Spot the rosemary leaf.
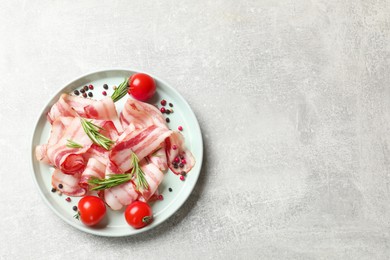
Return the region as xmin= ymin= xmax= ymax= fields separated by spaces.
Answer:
xmin=88 ymin=174 xmax=132 ymax=191
xmin=131 ymin=153 xmax=149 ymax=191
xmin=66 ymin=139 xmax=83 ymax=149
xmin=111 ymin=78 xmax=129 ymax=103
xmin=87 ymin=153 xmax=149 ymax=191
xmin=80 ymin=118 xmax=114 ymax=150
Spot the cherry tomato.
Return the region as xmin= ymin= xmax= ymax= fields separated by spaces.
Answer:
xmin=124 ymin=201 xmax=153 ymax=229
xmin=77 ymin=196 xmax=106 ymax=226
xmin=128 ymin=73 xmax=156 ymax=101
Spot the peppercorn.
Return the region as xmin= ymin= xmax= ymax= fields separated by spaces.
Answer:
xmin=168 ymin=188 xmax=172 ymax=192
xmin=80 ymin=89 xmax=85 ymax=94
xmin=58 ymin=184 xmax=63 ymax=189
xmin=82 ymin=93 xmax=87 ymax=98
xmin=166 ymin=118 xmax=170 ymax=123
xmin=72 ymin=206 xmax=78 ymax=211
xmin=74 ymin=90 xmax=80 ymax=96
xmin=83 ymin=85 xmax=89 ymax=91
xmin=103 ymin=84 xmax=108 ymax=89
xmin=169 ymin=103 xmax=173 ymax=107
xmin=166 ymin=110 xmax=171 ymax=115
xmin=51 ymin=187 xmax=56 ymax=193
xmin=88 ymin=92 xmax=93 ymax=97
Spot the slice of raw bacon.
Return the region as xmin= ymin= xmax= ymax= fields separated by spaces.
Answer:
xmin=79 ymin=158 xmax=106 ymax=188
xmin=146 ymin=144 xmax=168 ymax=171
xmin=48 ymin=94 xmax=123 ymax=133
xmin=137 ymin=160 xmax=164 ymax=201
xmin=109 ymin=125 xmax=172 ymax=173
xmin=46 ymin=117 xmax=118 ymax=175
xmin=52 ymin=169 xmax=86 ymax=196
xmin=165 ymin=131 xmax=195 ymax=175
xmin=84 ymin=97 xmax=123 ymax=133
xmin=103 ymin=181 xmax=139 ymax=210
xmin=120 ymin=99 xmax=167 ymax=130
xmin=47 ymin=94 xmax=94 ymax=124
xmin=36 ymin=117 xmax=74 ymax=165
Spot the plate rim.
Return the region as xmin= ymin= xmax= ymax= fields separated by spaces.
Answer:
xmin=30 ymin=68 xmax=203 ymax=237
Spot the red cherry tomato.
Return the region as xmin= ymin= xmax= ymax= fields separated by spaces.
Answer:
xmin=77 ymin=196 xmax=106 ymax=226
xmin=128 ymin=73 xmax=156 ymax=101
xmin=124 ymin=201 xmax=153 ymax=229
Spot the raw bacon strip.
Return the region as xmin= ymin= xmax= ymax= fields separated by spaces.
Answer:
xmin=84 ymin=97 xmax=123 ymax=133
xmin=48 ymin=94 xmax=122 ymax=133
xmin=52 ymin=169 xmax=86 ymax=196
xmin=120 ymin=99 xmax=167 ymax=130
xmin=49 ymin=117 xmax=74 ymax=145
xmin=46 ymin=118 xmax=118 ymax=175
xmin=84 ymin=144 xmax=109 ymax=166
xmin=165 ymin=131 xmax=195 ymax=175
xmin=109 ymin=125 xmax=173 ymax=173
xmin=47 ymin=94 xmax=94 ymax=124
xmin=46 ymin=117 xmax=92 ymax=174
xmin=147 ymin=144 xmax=168 ymax=171
xmin=138 ymin=160 xmax=164 ymax=201
xmin=79 ymin=158 xmax=106 ymax=188
xmin=103 ymin=182 xmax=138 ymax=210
xmin=36 ymin=117 xmax=75 ymax=164
xmin=35 ymin=144 xmax=50 ymax=164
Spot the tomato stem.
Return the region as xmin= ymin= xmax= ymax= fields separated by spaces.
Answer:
xmin=142 ymin=215 xmax=153 ymax=224
xmin=73 ymin=211 xmax=80 ymax=220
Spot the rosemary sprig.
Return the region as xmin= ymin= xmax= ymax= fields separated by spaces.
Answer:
xmin=111 ymin=78 xmax=129 ymax=102
xmin=131 ymin=153 xmax=149 ymax=190
xmin=66 ymin=139 xmax=83 ymax=149
xmin=87 ymin=153 xmax=149 ymax=191
xmin=88 ymin=173 xmax=132 ymax=191
xmin=80 ymin=117 xmax=114 ymax=150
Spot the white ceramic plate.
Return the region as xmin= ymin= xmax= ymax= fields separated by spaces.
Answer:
xmin=30 ymin=69 xmax=203 ymax=237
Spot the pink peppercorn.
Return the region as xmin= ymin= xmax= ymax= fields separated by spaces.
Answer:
xmin=160 ymin=99 xmax=167 ymax=106
xmin=174 ymin=157 xmax=180 ymax=163
xmin=181 ymin=158 xmax=187 ymax=164
xmin=160 ymin=107 xmax=166 ymax=113
xmin=88 ymin=84 xmax=94 ymax=90
xmin=65 ymin=197 xmax=71 ymax=202
xmin=172 ymin=144 xmax=177 ymax=150
xmin=102 ymin=91 xmax=107 ymax=96
xmin=158 ymin=195 xmax=164 ymax=200
xmin=180 ymin=175 xmax=185 ymax=181
xmin=178 ymin=126 xmax=183 ymax=131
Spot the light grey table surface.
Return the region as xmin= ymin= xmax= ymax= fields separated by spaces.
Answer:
xmin=1 ymin=0 xmax=390 ymax=259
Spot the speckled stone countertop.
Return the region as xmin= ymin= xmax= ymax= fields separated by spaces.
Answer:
xmin=1 ymin=0 xmax=390 ymax=259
